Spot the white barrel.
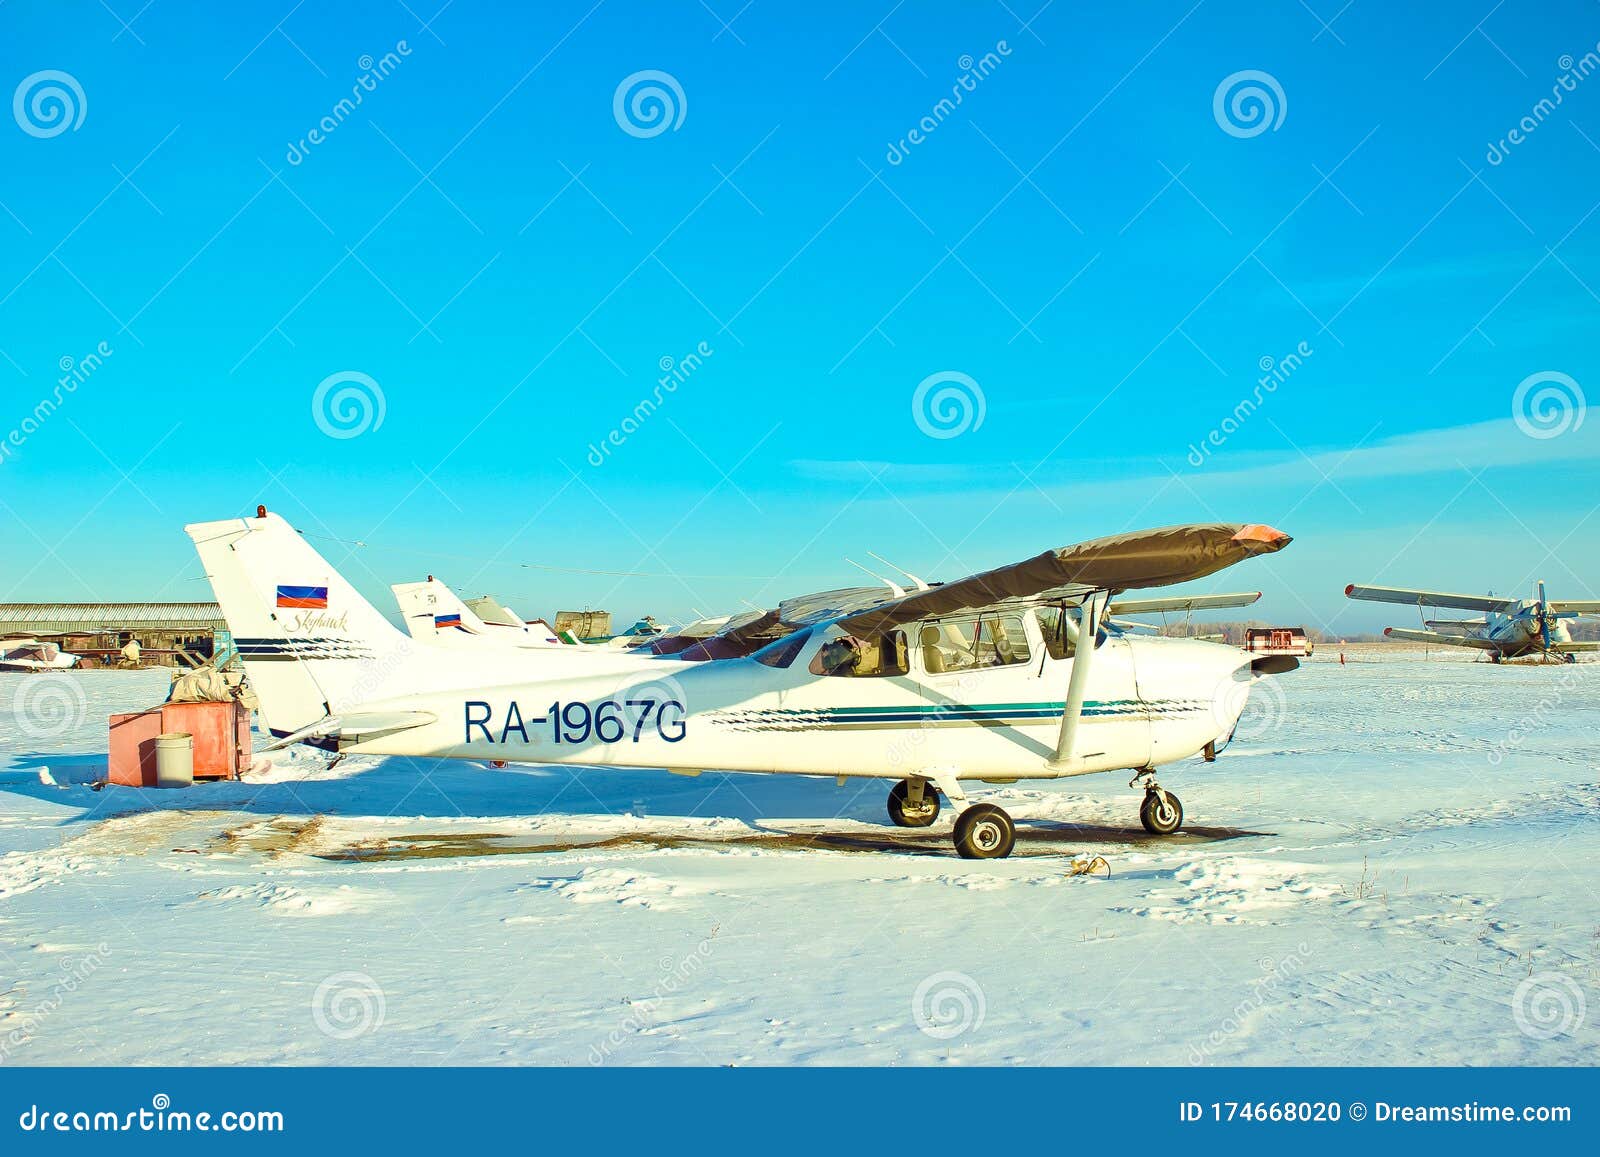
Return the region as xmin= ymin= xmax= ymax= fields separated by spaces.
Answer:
xmin=154 ymin=732 xmax=194 ymax=788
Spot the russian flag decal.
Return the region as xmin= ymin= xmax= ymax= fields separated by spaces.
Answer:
xmin=276 ymin=584 xmax=329 ymax=609
xmin=435 ymin=613 xmax=462 ymax=630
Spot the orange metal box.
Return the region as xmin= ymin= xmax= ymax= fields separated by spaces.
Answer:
xmin=108 ymin=709 xmax=164 ymax=787
xmin=106 ymin=702 xmax=252 ymax=786
xmin=160 ymin=701 xmax=251 ymax=780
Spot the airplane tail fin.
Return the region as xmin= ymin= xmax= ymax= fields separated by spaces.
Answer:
xmin=392 ymin=577 xmax=491 ymax=638
xmin=186 ymin=510 xmax=418 ymax=739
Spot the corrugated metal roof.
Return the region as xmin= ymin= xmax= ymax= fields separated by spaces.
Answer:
xmin=0 ymin=603 xmax=224 ymax=631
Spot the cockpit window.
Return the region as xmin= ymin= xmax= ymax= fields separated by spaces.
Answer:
xmin=1034 ymin=605 xmax=1077 ymax=660
xmin=918 ymin=614 xmax=1032 ymax=672
xmin=751 ymin=629 xmax=811 ymax=669
xmin=808 ymin=630 xmax=909 ymax=677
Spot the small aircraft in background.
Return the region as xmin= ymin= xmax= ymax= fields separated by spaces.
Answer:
xmin=393 ymin=577 xmax=568 ymax=649
xmin=1344 ymin=580 xmax=1600 ymax=662
xmin=1103 ymin=591 xmax=1264 ymax=641
xmin=0 ymin=637 xmax=80 ymax=672
xmin=192 ymin=509 xmax=1295 ymax=859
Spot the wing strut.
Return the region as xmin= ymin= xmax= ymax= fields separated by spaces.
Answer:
xmin=1050 ymin=592 xmax=1107 ymax=770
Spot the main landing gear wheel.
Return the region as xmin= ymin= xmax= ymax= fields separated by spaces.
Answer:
xmin=887 ymin=780 xmax=941 ymax=828
xmin=953 ymin=804 xmax=1016 ymax=859
xmin=1139 ymin=790 xmax=1183 ymax=835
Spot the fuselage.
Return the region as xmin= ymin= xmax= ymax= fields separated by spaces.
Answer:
xmin=340 ymin=615 xmax=1257 ymax=783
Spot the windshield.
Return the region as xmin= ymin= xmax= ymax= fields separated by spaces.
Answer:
xmin=751 ymin=628 xmax=811 ymax=668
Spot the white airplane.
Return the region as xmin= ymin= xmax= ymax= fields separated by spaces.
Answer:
xmin=189 ymin=509 xmax=1294 ymax=859
xmin=0 ymin=637 xmax=80 ymax=672
xmin=392 ymin=577 xmax=567 ymax=649
xmin=1345 ymin=580 xmax=1600 ymax=662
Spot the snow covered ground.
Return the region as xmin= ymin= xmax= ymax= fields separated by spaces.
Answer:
xmin=2 ymin=655 xmax=1597 ymax=1066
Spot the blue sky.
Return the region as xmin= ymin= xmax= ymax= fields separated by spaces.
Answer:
xmin=3 ymin=0 xmax=1600 ymax=634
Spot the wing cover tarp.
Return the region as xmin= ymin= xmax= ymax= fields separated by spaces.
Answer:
xmin=839 ymin=523 xmax=1290 ymax=636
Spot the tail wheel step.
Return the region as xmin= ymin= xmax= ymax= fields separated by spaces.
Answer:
xmin=887 ymin=780 xmax=940 ymax=828
xmin=953 ymin=804 xmax=1016 ymax=859
xmin=1139 ymin=790 xmax=1183 ymax=835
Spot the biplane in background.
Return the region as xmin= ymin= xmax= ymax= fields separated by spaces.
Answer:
xmin=192 ymin=510 xmax=1294 ymax=859
xmin=1345 ymin=581 xmax=1600 ymax=662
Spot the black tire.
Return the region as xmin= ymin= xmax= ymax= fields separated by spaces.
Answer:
xmin=953 ymin=804 xmax=1016 ymax=859
xmin=887 ymin=780 xmax=940 ymax=828
xmin=1139 ymin=790 xmax=1183 ymax=835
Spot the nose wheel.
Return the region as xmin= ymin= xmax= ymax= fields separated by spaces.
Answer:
xmin=1138 ymin=787 xmax=1183 ymax=835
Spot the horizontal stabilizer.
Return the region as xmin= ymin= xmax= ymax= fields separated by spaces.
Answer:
xmin=1346 ymin=584 xmax=1519 ymax=614
xmin=262 ymin=710 xmax=438 ymax=752
xmin=1108 ymin=591 xmax=1261 ymax=615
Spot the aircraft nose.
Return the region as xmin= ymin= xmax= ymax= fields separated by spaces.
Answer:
xmin=1232 ymin=524 xmax=1293 ymax=553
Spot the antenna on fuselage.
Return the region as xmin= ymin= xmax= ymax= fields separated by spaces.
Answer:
xmin=844 ymin=557 xmax=906 ymax=597
xmin=866 ymin=551 xmax=931 ymax=592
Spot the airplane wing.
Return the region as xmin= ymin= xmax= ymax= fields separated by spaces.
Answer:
xmin=1382 ymin=627 xmax=1502 ymax=650
xmin=1551 ymin=640 xmax=1600 ymax=653
xmin=1548 ymin=600 xmax=1600 ymax=615
xmin=1345 ymin=584 xmax=1519 ymax=615
xmin=1107 ymin=591 xmax=1262 ymax=616
xmin=838 ymin=523 xmax=1290 ymax=636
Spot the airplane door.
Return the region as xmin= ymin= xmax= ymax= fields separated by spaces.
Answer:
xmin=1031 ymin=608 xmax=1152 ymax=770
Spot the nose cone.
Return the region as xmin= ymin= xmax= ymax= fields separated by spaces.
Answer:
xmin=1232 ymin=524 xmax=1293 ymax=554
